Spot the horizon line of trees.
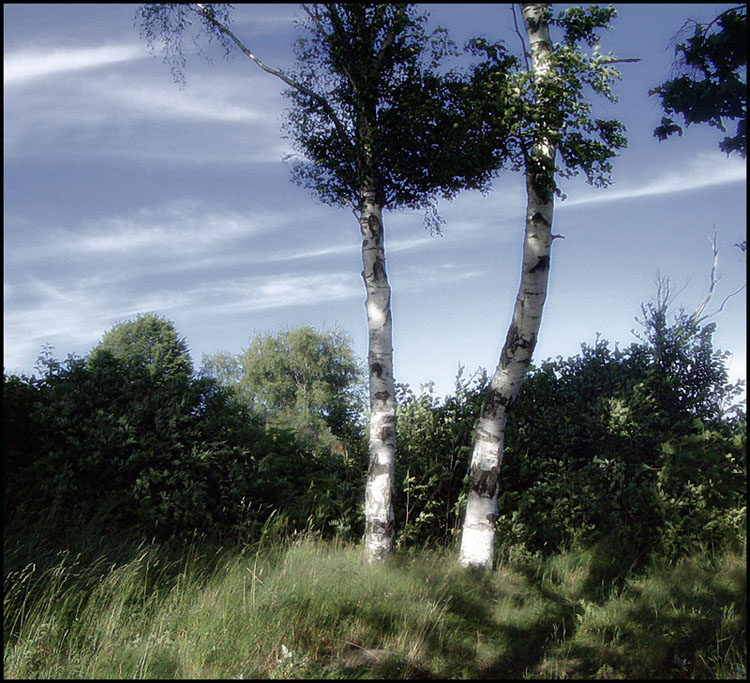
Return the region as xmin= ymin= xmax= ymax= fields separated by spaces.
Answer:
xmin=4 ymin=285 xmax=745 ymax=566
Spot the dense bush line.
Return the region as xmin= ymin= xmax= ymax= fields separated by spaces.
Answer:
xmin=4 ymin=316 xmax=365 ymax=543
xmin=4 ymin=305 xmax=746 ymax=564
xmin=394 ymin=305 xmax=745 ymax=561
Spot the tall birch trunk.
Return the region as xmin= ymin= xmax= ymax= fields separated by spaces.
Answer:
xmin=360 ymin=184 xmax=397 ymax=561
xmin=459 ymin=2 xmax=557 ymax=569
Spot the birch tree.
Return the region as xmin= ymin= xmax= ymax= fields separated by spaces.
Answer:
xmin=136 ymin=3 xmax=511 ymax=561
xmin=459 ymin=3 xmax=630 ymax=569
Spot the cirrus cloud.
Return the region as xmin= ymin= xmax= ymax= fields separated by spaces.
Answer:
xmin=4 ymin=44 xmax=147 ymax=85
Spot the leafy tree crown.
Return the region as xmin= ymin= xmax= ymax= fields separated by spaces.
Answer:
xmin=282 ymin=3 xmax=515 ymax=220
xmin=650 ymin=5 xmax=747 ymax=157
xmin=88 ymin=312 xmax=193 ymax=379
xmin=467 ymin=4 xmax=628 ymax=199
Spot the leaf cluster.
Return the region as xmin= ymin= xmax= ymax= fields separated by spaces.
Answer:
xmin=4 ymin=317 xmax=366 ymax=544
xmin=202 ymin=326 xmax=367 ymax=456
xmin=136 ymin=3 xmax=236 ymax=86
xmin=387 ymin=307 xmax=744 ymax=559
xmin=650 ymin=5 xmax=747 ymax=157
xmin=467 ymin=4 xmax=627 ymax=198
xmin=6 ymin=304 xmax=744 ymax=563
xmin=136 ymin=3 xmax=628 ymax=221
xmin=282 ymin=3 xmax=514 ymax=218
xmin=393 ymin=367 xmax=488 ymax=547
xmin=88 ymin=312 xmax=193 ymax=379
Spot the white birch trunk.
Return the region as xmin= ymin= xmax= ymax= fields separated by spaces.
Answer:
xmin=459 ymin=2 xmax=557 ymax=569
xmin=360 ymin=186 xmax=397 ymax=562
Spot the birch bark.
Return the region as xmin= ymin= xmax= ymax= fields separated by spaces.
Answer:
xmin=359 ymin=186 xmax=397 ymax=560
xmin=195 ymin=3 xmax=400 ymax=561
xmin=459 ymin=2 xmax=557 ymax=569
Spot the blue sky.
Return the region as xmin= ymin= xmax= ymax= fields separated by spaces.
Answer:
xmin=4 ymin=3 xmax=746 ymax=401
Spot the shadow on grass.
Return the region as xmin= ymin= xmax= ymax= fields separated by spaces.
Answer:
xmin=3 ymin=514 xmax=233 ymax=654
xmin=5 ymin=521 xmax=744 ymax=680
xmin=406 ymin=561 xmax=580 ymax=679
xmin=512 ymin=542 xmax=747 ymax=680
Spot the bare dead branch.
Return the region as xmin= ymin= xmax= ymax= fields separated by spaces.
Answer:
xmin=691 ymin=229 xmax=747 ymax=325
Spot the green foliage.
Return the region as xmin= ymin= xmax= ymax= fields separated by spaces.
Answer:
xmin=137 ymin=3 xmax=515 ymax=228
xmin=467 ymin=4 xmax=628 ymax=199
xmin=202 ymin=326 xmax=367 ymax=457
xmin=4 ymin=317 xmax=366 ymax=544
xmin=650 ymin=5 xmax=747 ymax=157
xmin=394 ymin=368 xmax=487 ymax=548
xmin=88 ymin=312 xmax=193 ymax=379
xmin=657 ymin=426 xmax=746 ymax=556
xmin=388 ymin=304 xmax=745 ymax=559
xmin=283 ymin=3 xmax=515 ymax=222
xmin=630 ymin=286 xmax=745 ymax=426
xmin=496 ymin=314 xmax=745 ymax=560
xmin=4 ymin=303 xmax=744 ymax=565
xmin=4 ymin=535 xmax=745 ymax=679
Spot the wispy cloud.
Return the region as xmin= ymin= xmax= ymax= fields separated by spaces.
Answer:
xmin=92 ymin=75 xmax=273 ymax=123
xmin=4 ymin=44 xmax=146 ymax=85
xmin=6 ymin=200 xmax=273 ymax=264
xmin=395 ymin=263 xmax=485 ymax=291
xmin=561 ymin=153 xmax=747 ymax=208
xmin=76 ymin=201 xmax=262 ymax=256
xmin=4 ymin=54 xmax=290 ymax=163
xmin=2 ymin=268 xmax=361 ymax=374
xmin=227 ymin=273 xmax=360 ymax=313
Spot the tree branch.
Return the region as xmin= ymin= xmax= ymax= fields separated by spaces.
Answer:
xmin=194 ymin=3 xmax=355 ymax=157
xmin=374 ymin=5 xmax=401 ymax=72
xmin=302 ymin=3 xmax=358 ymax=94
xmin=593 ymin=56 xmax=641 ymax=65
xmin=511 ymin=3 xmax=531 ymax=72
xmin=691 ymin=230 xmax=747 ymax=325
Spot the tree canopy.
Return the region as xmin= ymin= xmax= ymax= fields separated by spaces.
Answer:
xmin=88 ymin=312 xmax=193 ymax=379
xmin=650 ymin=4 xmax=747 ymax=157
xmin=466 ymin=4 xmax=629 ymax=199
xmin=203 ymin=326 xmax=366 ymax=453
xmin=137 ymin=3 xmax=516 ymax=229
xmin=282 ymin=3 xmax=514 ymax=221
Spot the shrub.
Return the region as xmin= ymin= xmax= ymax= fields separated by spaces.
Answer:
xmin=4 ymin=319 xmax=365 ymax=544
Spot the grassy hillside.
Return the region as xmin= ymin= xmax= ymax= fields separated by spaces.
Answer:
xmin=4 ymin=525 xmax=745 ymax=679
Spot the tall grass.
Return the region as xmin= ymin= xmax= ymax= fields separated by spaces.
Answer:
xmin=4 ymin=525 xmax=746 ymax=679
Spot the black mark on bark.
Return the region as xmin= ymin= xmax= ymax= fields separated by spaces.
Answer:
xmin=373 ymin=258 xmax=386 ymax=280
xmin=500 ymin=324 xmax=537 ymax=375
xmin=365 ymin=518 xmax=394 ymax=536
xmin=368 ymin=461 xmax=391 ymax=479
xmin=469 ymin=463 xmax=500 ymax=498
xmin=531 ymin=211 xmax=550 ymax=228
xmin=371 ymin=363 xmax=383 ymax=378
xmin=481 ymin=388 xmax=513 ymax=419
xmin=367 ymin=214 xmax=381 ymax=240
xmin=529 ymin=255 xmax=550 ymax=273
xmin=379 ymin=424 xmax=395 ymax=441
